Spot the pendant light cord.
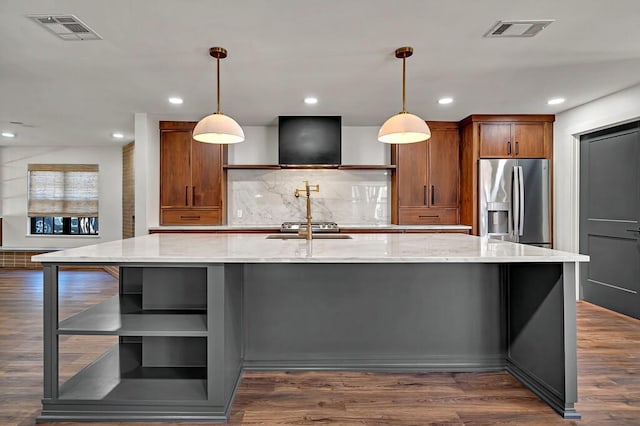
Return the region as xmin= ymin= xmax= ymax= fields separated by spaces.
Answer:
xmin=216 ymin=56 xmax=221 ymax=114
xmin=401 ymin=56 xmax=406 ymax=113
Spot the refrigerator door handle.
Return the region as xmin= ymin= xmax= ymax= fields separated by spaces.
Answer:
xmin=518 ymin=166 xmax=525 ymax=236
xmin=512 ymin=167 xmax=519 ymax=238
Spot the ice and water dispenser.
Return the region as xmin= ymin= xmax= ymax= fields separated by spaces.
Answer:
xmin=487 ymin=202 xmax=510 ymax=235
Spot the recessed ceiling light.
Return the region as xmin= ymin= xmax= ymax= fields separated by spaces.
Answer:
xmin=304 ymin=97 xmax=318 ymax=105
xmin=438 ymin=97 xmax=454 ymax=105
xmin=112 ymin=132 xmax=124 ymax=139
xmin=2 ymin=131 xmax=16 ymax=138
xmin=547 ymin=97 xmax=565 ymax=105
xmin=168 ymin=97 xmax=183 ymax=105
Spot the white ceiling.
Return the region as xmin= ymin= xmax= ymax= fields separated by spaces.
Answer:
xmin=1 ymin=0 xmax=640 ymax=147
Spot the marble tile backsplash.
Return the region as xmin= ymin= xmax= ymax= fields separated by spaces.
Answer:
xmin=227 ymin=169 xmax=390 ymax=226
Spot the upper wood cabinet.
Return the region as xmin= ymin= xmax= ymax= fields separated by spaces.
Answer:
xmin=391 ymin=121 xmax=460 ymax=224
xmin=479 ymin=122 xmax=547 ymax=158
xmin=159 ymin=121 xmax=225 ymax=225
xmin=459 ymin=114 xmax=554 ymax=235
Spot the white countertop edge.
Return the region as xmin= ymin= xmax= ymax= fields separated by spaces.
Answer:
xmin=148 ymin=224 xmax=472 ymax=231
xmin=33 ymin=257 xmax=589 ymax=264
xmin=32 ymin=233 xmax=589 ymax=264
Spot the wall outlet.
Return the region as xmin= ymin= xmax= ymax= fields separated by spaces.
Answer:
xmin=237 ymin=209 xmax=243 ymax=218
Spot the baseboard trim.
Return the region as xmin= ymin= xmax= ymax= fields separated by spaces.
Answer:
xmin=243 ymin=357 xmax=506 ymax=372
xmin=506 ymin=358 xmax=580 ymax=419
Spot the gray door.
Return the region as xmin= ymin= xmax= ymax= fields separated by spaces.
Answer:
xmin=580 ymin=121 xmax=640 ymax=319
xmin=518 ymin=159 xmax=551 ymax=246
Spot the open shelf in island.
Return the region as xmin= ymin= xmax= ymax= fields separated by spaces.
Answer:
xmin=40 ymin=263 xmax=244 ymax=422
xmin=59 ymin=344 xmax=208 ymax=401
xmin=58 ymin=295 xmax=207 ymax=336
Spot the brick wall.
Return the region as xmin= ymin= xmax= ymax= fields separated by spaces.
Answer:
xmin=0 ymin=251 xmax=47 ymax=268
xmin=103 ymin=265 xmax=119 ymax=278
xmin=0 ymin=251 xmax=120 ymax=276
xmin=122 ymin=142 xmax=135 ymax=239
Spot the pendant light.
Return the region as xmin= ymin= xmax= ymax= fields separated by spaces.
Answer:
xmin=378 ymin=47 xmax=431 ymax=144
xmin=193 ymin=47 xmax=245 ymax=144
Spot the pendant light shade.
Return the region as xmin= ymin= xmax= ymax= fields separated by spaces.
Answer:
xmin=378 ymin=47 xmax=430 ymax=144
xmin=193 ymin=47 xmax=245 ymax=144
xmin=193 ymin=113 xmax=244 ymax=144
xmin=378 ymin=112 xmax=431 ymax=144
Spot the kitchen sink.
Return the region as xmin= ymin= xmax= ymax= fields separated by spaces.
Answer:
xmin=266 ymin=234 xmax=352 ymax=240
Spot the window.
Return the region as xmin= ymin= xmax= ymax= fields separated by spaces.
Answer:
xmin=28 ymin=164 xmax=99 ymax=235
xmin=30 ymin=217 xmax=99 ymax=235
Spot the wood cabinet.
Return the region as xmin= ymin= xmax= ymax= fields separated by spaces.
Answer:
xmin=459 ymin=115 xmax=554 ymax=235
xmin=479 ymin=122 xmax=546 ymax=158
xmin=160 ymin=121 xmax=225 ymax=225
xmin=391 ymin=121 xmax=460 ymax=224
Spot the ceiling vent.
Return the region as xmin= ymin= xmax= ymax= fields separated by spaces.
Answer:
xmin=27 ymin=15 xmax=102 ymax=40
xmin=484 ymin=20 xmax=554 ymax=38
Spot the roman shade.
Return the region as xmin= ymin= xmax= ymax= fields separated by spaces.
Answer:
xmin=28 ymin=164 xmax=99 ymax=217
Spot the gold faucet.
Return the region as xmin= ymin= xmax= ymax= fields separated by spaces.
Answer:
xmin=294 ymin=181 xmax=320 ymax=240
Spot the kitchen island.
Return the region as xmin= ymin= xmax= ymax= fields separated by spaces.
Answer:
xmin=34 ymin=233 xmax=588 ymax=422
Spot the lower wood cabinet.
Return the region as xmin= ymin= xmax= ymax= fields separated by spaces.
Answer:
xmin=160 ymin=208 xmax=222 ymax=226
xmin=397 ymin=207 xmax=458 ymax=225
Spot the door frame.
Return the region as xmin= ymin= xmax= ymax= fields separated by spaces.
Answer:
xmin=570 ymin=118 xmax=640 ymax=299
xmin=577 ymin=123 xmax=639 ymax=305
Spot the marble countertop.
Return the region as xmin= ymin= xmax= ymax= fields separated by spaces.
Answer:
xmin=33 ymin=233 xmax=588 ymax=264
xmin=148 ymin=224 xmax=472 ymax=231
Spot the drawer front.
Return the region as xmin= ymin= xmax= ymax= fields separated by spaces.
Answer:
xmin=403 ymin=228 xmax=471 ymax=234
xmin=398 ymin=208 xmax=458 ymax=225
xmin=161 ymin=208 xmax=222 ymax=225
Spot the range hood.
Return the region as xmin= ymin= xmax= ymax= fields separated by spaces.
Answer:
xmin=278 ymin=116 xmax=341 ymax=166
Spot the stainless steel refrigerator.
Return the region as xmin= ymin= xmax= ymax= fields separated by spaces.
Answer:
xmin=479 ymin=159 xmax=551 ymax=247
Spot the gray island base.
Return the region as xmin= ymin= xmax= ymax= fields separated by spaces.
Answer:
xmin=34 ymin=233 xmax=588 ymax=422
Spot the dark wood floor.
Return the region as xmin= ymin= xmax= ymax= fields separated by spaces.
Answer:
xmin=0 ymin=269 xmax=638 ymax=425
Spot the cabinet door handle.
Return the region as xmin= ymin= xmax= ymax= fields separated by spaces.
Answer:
xmin=180 ymin=215 xmax=201 ymax=220
xmin=507 ymin=141 xmax=512 ymax=155
xmin=431 ymin=185 xmax=435 ymax=205
xmin=192 ymin=186 xmax=196 ymax=206
xmin=424 ymin=185 xmax=428 ymax=205
xmin=185 ymin=186 xmax=189 ymax=206
xmin=515 ymin=141 xmax=519 ymax=155
xmin=418 ymin=215 xmax=439 ymax=218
